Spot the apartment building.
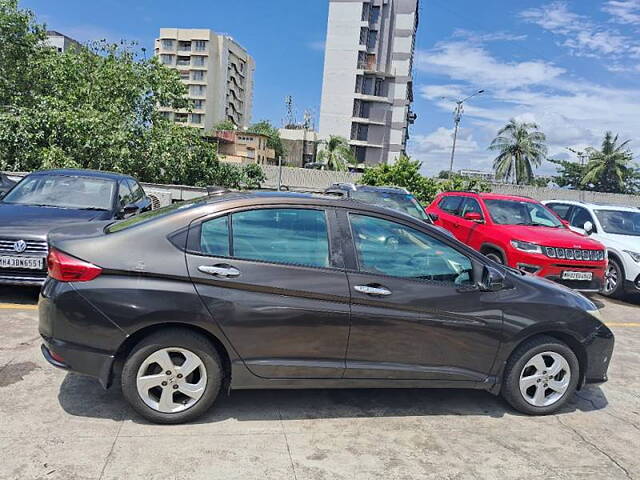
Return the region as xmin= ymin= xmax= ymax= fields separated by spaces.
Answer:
xmin=45 ymin=31 xmax=82 ymax=53
xmin=154 ymin=28 xmax=255 ymax=131
xmin=213 ymin=130 xmax=275 ymax=166
xmin=319 ymin=0 xmax=419 ymax=166
xmin=279 ymin=128 xmax=319 ymax=167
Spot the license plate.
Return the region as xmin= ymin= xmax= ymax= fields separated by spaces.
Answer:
xmin=0 ymin=256 xmax=44 ymax=270
xmin=562 ymin=271 xmax=593 ymax=281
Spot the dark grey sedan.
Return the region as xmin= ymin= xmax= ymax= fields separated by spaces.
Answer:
xmin=39 ymin=192 xmax=613 ymax=424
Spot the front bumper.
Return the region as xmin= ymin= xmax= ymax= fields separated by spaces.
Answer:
xmin=582 ymin=324 xmax=615 ymax=386
xmin=511 ymin=253 xmax=605 ymax=292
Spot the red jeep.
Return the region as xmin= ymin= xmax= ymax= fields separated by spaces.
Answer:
xmin=426 ymin=192 xmax=607 ymax=292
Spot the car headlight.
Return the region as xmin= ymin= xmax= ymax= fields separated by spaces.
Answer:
xmin=586 ymin=308 xmax=603 ymax=322
xmin=624 ymin=250 xmax=640 ymax=263
xmin=510 ymin=240 xmax=543 ymax=254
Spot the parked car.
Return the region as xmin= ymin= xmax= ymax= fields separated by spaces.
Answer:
xmin=544 ymin=200 xmax=640 ymax=298
xmin=0 ymin=172 xmax=17 ymax=195
xmin=40 ymin=191 xmax=613 ymax=424
xmin=426 ymin=192 xmax=607 ymax=292
xmin=0 ymin=168 xmax=151 ymax=286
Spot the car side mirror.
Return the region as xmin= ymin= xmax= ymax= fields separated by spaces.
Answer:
xmin=463 ymin=211 xmax=484 ymax=223
xmin=583 ymin=221 xmax=594 ymax=234
xmin=120 ymin=203 xmax=139 ymax=218
xmin=479 ymin=265 xmax=505 ymax=292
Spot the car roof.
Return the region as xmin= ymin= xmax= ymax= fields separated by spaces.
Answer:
xmin=27 ymin=168 xmax=133 ymax=181
xmin=543 ymin=199 xmax=640 ymax=212
xmin=327 ymin=183 xmax=410 ymax=195
xmin=440 ymin=191 xmax=539 ymax=203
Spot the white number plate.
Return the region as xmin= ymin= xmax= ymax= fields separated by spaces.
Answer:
xmin=562 ymin=271 xmax=593 ymax=281
xmin=0 ymin=256 xmax=44 ymax=270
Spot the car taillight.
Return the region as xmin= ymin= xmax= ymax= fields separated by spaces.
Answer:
xmin=47 ymin=248 xmax=102 ymax=282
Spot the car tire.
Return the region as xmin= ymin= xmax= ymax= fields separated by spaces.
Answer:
xmin=601 ymin=257 xmax=624 ymax=299
xmin=501 ymin=335 xmax=579 ymax=415
xmin=121 ymin=329 xmax=223 ymax=424
xmin=484 ymin=250 xmax=504 ymax=264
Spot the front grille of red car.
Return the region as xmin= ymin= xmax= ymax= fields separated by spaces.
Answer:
xmin=545 ymin=247 xmax=604 ymax=261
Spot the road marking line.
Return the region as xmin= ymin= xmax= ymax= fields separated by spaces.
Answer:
xmin=0 ymin=303 xmax=38 ymax=310
xmin=605 ymin=322 xmax=640 ymax=327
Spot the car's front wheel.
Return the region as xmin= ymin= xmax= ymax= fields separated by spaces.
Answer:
xmin=601 ymin=258 xmax=624 ymax=299
xmin=501 ymin=336 xmax=579 ymax=415
xmin=121 ymin=329 xmax=223 ymax=424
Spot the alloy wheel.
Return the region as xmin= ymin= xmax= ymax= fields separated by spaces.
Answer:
xmin=519 ymin=351 xmax=571 ymax=407
xmin=136 ymin=347 xmax=207 ymax=413
xmin=603 ymin=263 xmax=619 ymax=295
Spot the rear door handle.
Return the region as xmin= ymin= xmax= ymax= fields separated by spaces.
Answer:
xmin=198 ymin=265 xmax=241 ymax=278
xmin=354 ymin=285 xmax=392 ymax=296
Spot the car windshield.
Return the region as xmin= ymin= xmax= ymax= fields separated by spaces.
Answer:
xmin=595 ymin=209 xmax=640 ymax=236
xmin=351 ymin=190 xmax=428 ymax=221
xmin=2 ymin=174 xmax=115 ymax=210
xmin=485 ymin=199 xmax=563 ymax=227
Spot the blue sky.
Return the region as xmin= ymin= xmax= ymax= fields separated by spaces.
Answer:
xmin=22 ymin=0 xmax=640 ymax=176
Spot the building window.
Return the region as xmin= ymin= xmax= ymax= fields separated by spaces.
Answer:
xmin=361 ymin=2 xmax=370 ymax=21
xmin=367 ymin=30 xmax=378 ymax=50
xmin=374 ymin=78 xmax=385 ymax=97
xmin=179 ymin=71 xmax=189 ymax=80
xmin=191 ymin=113 xmax=203 ymax=124
xmin=160 ymin=54 xmax=173 ymax=65
xmin=175 ymin=113 xmax=188 ymax=123
xmin=161 ymin=39 xmax=175 ymax=50
xmin=190 ymin=85 xmax=206 ymax=96
xmin=351 ymin=123 xmax=368 ymax=141
xmin=353 ymin=146 xmax=367 ymax=164
xmin=194 ymin=99 xmax=205 ymax=109
xmin=194 ymin=40 xmax=207 ymax=51
xmin=178 ymin=41 xmax=191 ymax=51
xmin=192 ymin=70 xmax=205 ymax=81
xmin=192 ymin=56 xmax=206 ymax=67
xmin=353 ymin=100 xmax=371 ymax=118
xmin=369 ymin=6 xmax=381 ymax=24
xmin=177 ymin=56 xmax=190 ymax=66
xmin=359 ymin=27 xmax=369 ymax=46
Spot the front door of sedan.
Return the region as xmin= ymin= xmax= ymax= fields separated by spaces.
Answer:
xmin=340 ymin=211 xmax=503 ymax=382
xmin=185 ymin=207 xmax=351 ymax=379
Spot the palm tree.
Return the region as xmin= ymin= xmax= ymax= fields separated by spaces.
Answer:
xmin=317 ymin=135 xmax=355 ymax=172
xmin=581 ymin=132 xmax=632 ymax=193
xmin=489 ymin=119 xmax=547 ymax=184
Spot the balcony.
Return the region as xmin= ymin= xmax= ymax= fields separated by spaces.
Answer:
xmin=176 ymin=57 xmax=191 ymax=67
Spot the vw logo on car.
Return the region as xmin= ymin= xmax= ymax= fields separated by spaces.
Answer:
xmin=13 ymin=240 xmax=27 ymax=254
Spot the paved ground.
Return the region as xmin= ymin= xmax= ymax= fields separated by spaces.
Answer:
xmin=0 ymin=287 xmax=639 ymax=480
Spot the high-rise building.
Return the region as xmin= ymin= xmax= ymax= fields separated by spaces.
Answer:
xmin=319 ymin=0 xmax=419 ymax=166
xmin=45 ymin=31 xmax=81 ymax=53
xmin=154 ymin=28 xmax=255 ymax=131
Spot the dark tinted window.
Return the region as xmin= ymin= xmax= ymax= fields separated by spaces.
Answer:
xmin=485 ymin=199 xmax=562 ymax=227
xmin=595 ymin=209 xmax=640 ymax=236
xmin=569 ymin=206 xmax=594 ymax=229
xmin=200 ymin=215 xmax=230 ymax=256
xmin=127 ymin=179 xmax=144 ymax=202
xmin=351 ymin=190 xmax=427 ymax=220
xmin=118 ymin=180 xmax=133 ymax=207
xmin=349 ymin=214 xmax=473 ymax=284
xmin=546 ymin=203 xmax=571 ymax=220
xmin=232 ymin=209 xmax=330 ymax=268
xmin=438 ymin=196 xmax=463 ymax=214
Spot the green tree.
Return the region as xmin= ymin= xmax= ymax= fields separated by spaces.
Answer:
xmin=317 ymin=135 xmax=355 ymax=172
xmin=489 ymin=119 xmax=547 ymax=185
xmin=0 ymin=1 xmax=265 ymax=189
xmin=361 ymin=155 xmax=438 ymax=204
xmin=212 ymin=120 xmax=237 ymax=131
xmin=581 ymin=132 xmax=633 ymax=193
xmin=247 ymin=120 xmax=285 ymax=159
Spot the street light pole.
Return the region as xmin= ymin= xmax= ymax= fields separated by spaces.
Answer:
xmin=447 ymin=90 xmax=484 ymax=179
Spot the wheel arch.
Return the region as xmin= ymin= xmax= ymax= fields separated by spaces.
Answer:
xmin=480 ymin=243 xmax=507 ymax=263
xmin=607 ymin=250 xmax=626 ymax=277
xmin=112 ymin=322 xmax=232 ymax=391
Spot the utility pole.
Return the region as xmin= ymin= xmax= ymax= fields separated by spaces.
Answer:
xmin=446 ymin=90 xmax=484 ymax=178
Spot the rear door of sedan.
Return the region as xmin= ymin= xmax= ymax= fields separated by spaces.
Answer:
xmin=185 ymin=205 xmax=351 ymax=379
xmin=339 ymin=209 xmax=502 ymax=382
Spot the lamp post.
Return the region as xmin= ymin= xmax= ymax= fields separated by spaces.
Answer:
xmin=446 ymin=90 xmax=484 ymax=178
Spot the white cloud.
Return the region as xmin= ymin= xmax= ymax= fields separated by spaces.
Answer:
xmin=451 ymin=29 xmax=527 ymax=43
xmin=307 ymin=40 xmax=326 ymax=52
xmin=412 ymin=37 xmax=640 ymax=177
xmin=604 ymin=0 xmax=640 ymax=24
xmin=520 ymin=2 xmax=640 ymax=59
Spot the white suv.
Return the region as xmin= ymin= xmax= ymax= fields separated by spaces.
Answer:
xmin=543 ymin=200 xmax=640 ymax=298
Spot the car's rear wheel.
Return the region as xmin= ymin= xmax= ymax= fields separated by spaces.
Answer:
xmin=484 ymin=250 xmax=504 ymax=264
xmin=601 ymin=258 xmax=624 ymax=299
xmin=121 ymin=329 xmax=223 ymax=424
xmin=501 ymin=336 xmax=579 ymax=415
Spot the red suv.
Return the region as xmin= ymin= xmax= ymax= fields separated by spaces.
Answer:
xmin=426 ymin=192 xmax=607 ymax=292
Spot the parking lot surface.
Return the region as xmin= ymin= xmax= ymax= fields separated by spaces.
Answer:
xmin=0 ymin=287 xmax=639 ymax=480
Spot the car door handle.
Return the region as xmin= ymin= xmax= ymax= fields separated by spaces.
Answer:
xmin=354 ymin=284 xmax=392 ymax=296
xmin=198 ymin=265 xmax=240 ymax=278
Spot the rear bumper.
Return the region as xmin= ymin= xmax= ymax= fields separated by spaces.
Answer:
xmin=41 ymin=336 xmax=114 ymax=388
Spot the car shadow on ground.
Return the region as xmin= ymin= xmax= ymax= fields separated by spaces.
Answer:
xmin=57 ymin=373 xmax=608 ymax=425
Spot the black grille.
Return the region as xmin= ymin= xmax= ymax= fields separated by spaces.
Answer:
xmin=0 ymin=239 xmax=48 ymax=256
xmin=544 ymin=247 xmax=604 ymax=262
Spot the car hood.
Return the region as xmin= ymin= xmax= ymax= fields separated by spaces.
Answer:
xmin=497 ymin=225 xmax=604 ymax=249
xmin=0 ymin=204 xmax=110 ymax=240
xmin=600 ymin=233 xmax=640 ymax=252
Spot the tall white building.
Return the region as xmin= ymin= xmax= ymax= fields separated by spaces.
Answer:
xmin=319 ymin=0 xmax=419 ymax=165
xmin=45 ymin=31 xmax=81 ymax=53
xmin=154 ymin=28 xmax=255 ymax=131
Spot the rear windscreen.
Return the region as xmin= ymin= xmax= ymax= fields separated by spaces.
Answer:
xmin=106 ymin=199 xmax=202 ymax=233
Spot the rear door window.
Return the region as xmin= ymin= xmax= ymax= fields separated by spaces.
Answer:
xmin=546 ymin=203 xmax=572 ymax=220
